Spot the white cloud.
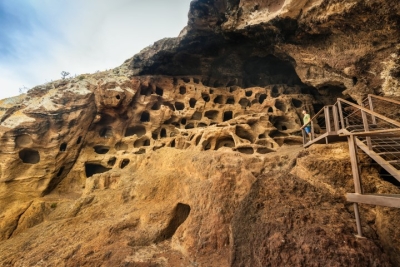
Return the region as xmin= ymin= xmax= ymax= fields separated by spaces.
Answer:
xmin=0 ymin=0 xmax=190 ymax=100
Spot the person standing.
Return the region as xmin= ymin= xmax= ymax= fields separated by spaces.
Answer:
xmin=302 ymin=109 xmax=311 ymax=141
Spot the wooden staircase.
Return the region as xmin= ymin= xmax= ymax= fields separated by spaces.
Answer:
xmin=301 ymin=94 xmax=400 ymax=237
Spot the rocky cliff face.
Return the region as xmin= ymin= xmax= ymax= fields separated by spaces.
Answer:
xmin=0 ymin=0 xmax=399 ymax=266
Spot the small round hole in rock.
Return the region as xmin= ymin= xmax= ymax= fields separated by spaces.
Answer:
xmin=223 ymin=111 xmax=233 ymax=121
xmin=245 ymin=91 xmax=253 ymax=97
xmin=179 ymin=86 xmax=186 ymax=94
xmin=189 ymin=98 xmax=197 ymax=108
xmin=120 ymin=159 xmax=130 ymax=169
xmin=202 ymin=93 xmax=210 ymax=102
xmin=140 ymin=111 xmax=150 ymax=122
xmin=59 ymin=143 xmax=67 ymax=152
xmin=156 ymin=87 xmax=163 ymax=96
xmin=175 ymin=102 xmax=185 ymax=110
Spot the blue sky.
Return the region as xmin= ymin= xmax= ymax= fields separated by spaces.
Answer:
xmin=0 ymin=0 xmax=190 ymax=100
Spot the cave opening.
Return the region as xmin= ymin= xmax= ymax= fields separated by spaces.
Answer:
xmin=76 ymin=136 xmax=82 ymax=145
xmin=85 ymin=163 xmax=111 ymax=178
xmin=223 ymin=111 xmax=233 ymax=121
xmin=259 ymin=94 xmax=267 ymax=104
xmin=99 ymin=127 xmax=113 ymax=138
xmin=115 ymin=142 xmax=128 ymax=151
xmin=214 ymin=95 xmax=224 ymax=104
xmin=160 ymin=128 xmax=167 ymax=138
xmin=275 ymin=100 xmax=286 ymax=112
xmin=191 ymin=111 xmax=203 ymax=120
xmin=237 ymin=147 xmax=254 ymax=154
xmin=120 ymin=159 xmax=130 ymax=169
xmin=243 ymin=55 xmax=302 ymax=87
xmin=60 ymin=143 xmax=67 ymax=152
xmin=245 ymin=91 xmax=253 ymax=97
xmin=19 ymin=149 xmax=40 ymax=164
xmin=151 ymin=102 xmax=161 ymax=110
xmin=125 ymin=125 xmax=146 ymax=137
xmin=94 ymin=146 xmax=110 ymax=154
xmin=179 ymin=86 xmax=187 ymax=94
xmin=108 ymin=157 xmax=116 ymax=166
xmin=292 ymin=99 xmax=302 ymax=108
xmin=239 ymin=98 xmax=251 ymax=109
xmin=205 ymin=110 xmax=219 ymax=120
xmin=226 ymin=97 xmax=235 ymax=104
xmin=189 ymin=98 xmax=197 ymax=108
xmin=185 ymin=123 xmax=195 ymax=129
xmin=202 ymin=93 xmax=210 ymax=102
xmin=175 ymin=102 xmax=185 ymax=110
xmin=216 ymin=136 xmax=235 ymax=149
xmin=140 ymin=111 xmax=150 ymax=122
xmin=155 ymin=87 xmax=163 ymax=96
xmin=236 ymin=126 xmax=254 ymax=142
xmin=140 ymin=85 xmax=152 ymax=96
xmin=181 ymin=118 xmax=187 ymax=125
xmin=134 ymin=138 xmax=151 ymax=148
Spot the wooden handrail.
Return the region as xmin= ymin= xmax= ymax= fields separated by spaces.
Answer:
xmin=338 ymin=98 xmax=400 ymax=128
xmin=300 ymin=105 xmax=333 ymax=130
xmin=338 ymin=128 xmax=400 ymax=137
xmin=368 ymin=94 xmax=400 ymax=106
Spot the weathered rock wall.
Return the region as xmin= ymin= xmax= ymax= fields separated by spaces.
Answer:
xmin=1 ymin=0 xmax=400 ymax=266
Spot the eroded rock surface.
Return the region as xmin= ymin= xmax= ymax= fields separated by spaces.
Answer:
xmin=1 ymin=0 xmax=400 ymax=266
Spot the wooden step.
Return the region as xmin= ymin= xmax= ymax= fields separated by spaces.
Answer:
xmin=346 ymin=193 xmax=400 ymax=208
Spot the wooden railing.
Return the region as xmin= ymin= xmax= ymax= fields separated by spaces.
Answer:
xmin=301 ymin=95 xmax=400 ymax=237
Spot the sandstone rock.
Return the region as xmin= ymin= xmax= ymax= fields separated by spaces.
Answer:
xmin=1 ymin=0 xmax=400 ymax=266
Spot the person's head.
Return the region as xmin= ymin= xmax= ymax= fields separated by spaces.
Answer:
xmin=302 ymin=109 xmax=307 ymax=115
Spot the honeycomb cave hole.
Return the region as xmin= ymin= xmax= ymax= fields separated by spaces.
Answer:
xmin=216 ymin=136 xmax=235 ymax=149
xmin=19 ymin=149 xmax=40 ymax=164
xmin=214 ymin=95 xmax=224 ymax=104
xmin=116 ymin=95 xmax=120 ymax=100
xmin=170 ymin=139 xmax=176 ymax=147
xmin=175 ymin=102 xmax=185 ymax=110
xmin=237 ymin=147 xmax=254 ymax=154
xmin=259 ymin=94 xmax=267 ymax=104
xmin=223 ymin=111 xmax=233 ymax=121
xmin=239 ymin=98 xmax=251 ymax=109
xmin=76 ymin=136 xmax=82 ymax=144
xmin=140 ymin=111 xmax=150 ymax=122
xmin=191 ymin=111 xmax=202 ymax=120
xmin=271 ymin=86 xmax=280 ymax=97
xmin=156 ymin=87 xmax=163 ymax=96
xmin=151 ymin=102 xmax=161 ymax=110
xmin=108 ymin=157 xmax=116 ymax=166
xmin=245 ymin=91 xmax=253 ymax=97
xmin=275 ymin=100 xmax=286 ymax=112
xmin=160 ymin=128 xmax=167 ymax=138
xmin=140 ymin=85 xmax=152 ymax=96
xmin=205 ymin=110 xmax=219 ymax=120
xmin=94 ymin=145 xmax=110 ymax=154
xmin=59 ymin=143 xmax=67 ymax=152
xmin=85 ymin=163 xmax=111 ymax=178
xmin=120 ymin=159 xmax=130 ymax=169
xmin=155 ymin=203 xmax=191 ymax=243
xmin=115 ymin=142 xmax=128 ymax=151
xmin=236 ymin=125 xmax=255 ymax=142
xmin=189 ymin=98 xmax=197 ymax=108
xmin=134 ymin=138 xmax=150 ymax=148
xmin=125 ymin=125 xmax=146 ymax=137
xmin=179 ymin=86 xmax=186 ymax=94
xmin=292 ymin=99 xmax=302 ymax=108
xmin=202 ymin=93 xmax=210 ymax=102
xmin=226 ymin=97 xmax=235 ymax=104
xmin=99 ymin=127 xmax=113 ymax=138
xmin=185 ymin=123 xmax=195 ymax=129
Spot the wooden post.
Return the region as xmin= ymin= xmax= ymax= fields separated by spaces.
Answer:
xmin=333 ymin=105 xmax=339 ymax=132
xmin=325 ymin=106 xmax=331 ymax=133
xmin=361 ymin=110 xmax=372 ymax=150
xmin=348 ymin=135 xmax=363 ymax=237
xmin=368 ymin=95 xmax=377 ymax=125
xmin=337 ymin=101 xmax=345 ymax=129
